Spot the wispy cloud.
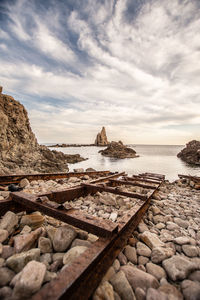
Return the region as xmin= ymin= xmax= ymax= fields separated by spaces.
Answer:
xmin=0 ymin=0 xmax=200 ymax=144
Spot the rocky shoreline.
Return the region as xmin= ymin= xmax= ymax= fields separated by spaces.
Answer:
xmin=0 ymin=174 xmax=199 ymax=299
xmin=177 ymin=140 xmax=200 ymax=166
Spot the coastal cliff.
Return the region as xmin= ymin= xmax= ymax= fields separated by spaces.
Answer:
xmin=177 ymin=140 xmax=200 ymax=165
xmin=0 ymin=88 xmax=85 ymax=174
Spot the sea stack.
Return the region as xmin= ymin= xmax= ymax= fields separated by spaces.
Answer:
xmin=95 ymin=127 xmax=109 ymax=146
xmin=0 ymin=89 xmax=85 ymax=174
xmin=177 ymin=140 xmax=200 ymax=165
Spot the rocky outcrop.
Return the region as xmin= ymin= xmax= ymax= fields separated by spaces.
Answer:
xmin=95 ymin=127 xmax=109 ymax=146
xmin=99 ymin=141 xmax=138 ymax=159
xmin=0 ymin=89 xmax=85 ymax=174
xmin=177 ymin=140 xmax=200 ymax=165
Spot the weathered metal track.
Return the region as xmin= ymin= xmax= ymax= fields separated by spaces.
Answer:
xmin=0 ymin=172 xmax=165 ymax=300
xmin=178 ymin=174 xmax=200 ymax=183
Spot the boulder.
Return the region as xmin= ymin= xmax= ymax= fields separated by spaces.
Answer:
xmin=151 ymin=246 xmax=174 ymax=263
xmin=0 ymin=229 xmax=8 ymax=243
xmin=139 ymin=231 xmax=165 ymax=249
xmin=110 ymin=270 xmax=136 ymax=300
xmin=124 ymin=245 xmax=137 ymax=264
xmin=0 ymin=211 xmax=18 ymax=234
xmin=63 ymin=246 xmax=88 ymax=266
xmin=6 ymin=248 xmax=40 ymax=272
xmin=93 ymin=281 xmax=115 ymax=300
xmin=52 ymin=225 xmax=77 ymax=252
xmin=13 ymin=228 xmax=42 ymax=253
xmin=20 ymin=214 xmax=45 ymax=229
xmin=136 ymin=242 xmax=151 ymax=257
xmin=181 ymin=280 xmax=200 ymax=300
xmin=146 ymin=262 xmax=166 ymax=280
xmin=38 ymin=237 xmax=53 ymax=253
xmin=177 ymin=140 xmax=200 ymax=165
xmin=0 ymin=267 xmax=15 ymax=286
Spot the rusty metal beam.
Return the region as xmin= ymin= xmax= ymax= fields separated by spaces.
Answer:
xmin=82 ymin=183 xmax=147 ymax=200
xmin=11 ymin=192 xmax=118 ymax=237
xmin=140 ymin=172 xmax=165 ymax=179
xmin=178 ymin=174 xmax=200 ymax=183
xmin=138 ymin=174 xmax=163 ymax=182
xmin=0 ymin=171 xmax=111 ymax=185
xmin=108 ymin=178 xmax=157 ymax=189
xmin=126 ymin=175 xmax=161 ymax=184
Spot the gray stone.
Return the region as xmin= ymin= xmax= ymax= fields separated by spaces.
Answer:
xmin=174 ymin=236 xmax=191 ymax=245
xmin=1 ymin=245 xmax=14 ymax=259
xmin=118 ymin=252 xmax=127 ymax=265
xmin=138 ymin=223 xmax=148 ymax=233
xmin=162 ymin=255 xmax=198 ymax=281
xmin=0 ymin=258 xmax=4 ymax=267
xmin=174 ymin=218 xmax=189 ymax=229
xmin=146 ymin=288 xmax=168 ymax=300
xmin=166 ymin=222 xmax=180 ymax=231
xmin=0 ymin=267 xmax=15 ymax=286
xmin=112 ymin=259 xmax=120 ymax=272
xmin=38 ymin=237 xmax=53 ymax=253
xmin=151 ymin=246 xmax=174 ymax=263
xmin=13 ymin=261 xmax=46 ymax=299
xmin=155 ymin=223 xmax=165 ymax=230
xmin=182 ymin=245 xmax=199 ymax=257
xmin=110 ymin=271 xmax=136 ymax=300
xmin=0 ymin=286 xmax=12 ymax=299
xmin=138 ymin=256 xmax=149 ymax=265
xmin=13 ymin=228 xmax=42 ymax=253
xmin=121 ymin=265 xmax=159 ymax=291
xmin=40 ymin=253 xmax=52 ymax=265
xmin=181 ymin=280 xmax=200 ymax=300
xmin=52 ymin=225 xmax=77 ymax=252
xmin=139 ymin=231 xmax=165 ymax=249
xmin=52 ymin=252 xmax=65 ymax=262
xmin=0 ymin=229 xmax=8 ymax=243
xmin=71 ymin=238 xmax=91 ymax=248
xmin=188 ymin=270 xmax=200 ymax=282
xmin=0 ymin=211 xmax=18 ymax=234
xmin=124 ymin=246 xmax=137 ymax=264
xmin=63 ymin=246 xmax=88 ymax=266
xmin=93 ymin=281 xmax=115 ymax=300
xmin=158 ymin=284 xmax=183 ymax=300
xmin=135 ymin=287 xmax=146 ymax=300
xmin=6 ymin=248 xmax=40 ymax=272
xmin=43 ymin=271 xmax=57 ymax=283
xmin=19 ymin=178 xmax=30 ymax=188
xmin=146 ymin=263 xmax=166 ymax=280
xmin=136 ymin=242 xmax=151 ymax=257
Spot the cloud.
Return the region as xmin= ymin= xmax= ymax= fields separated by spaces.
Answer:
xmin=0 ymin=0 xmax=200 ymax=144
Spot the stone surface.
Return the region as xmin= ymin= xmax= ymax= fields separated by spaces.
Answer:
xmin=146 ymin=288 xmax=168 ymax=300
xmin=112 ymin=259 xmax=120 ymax=272
xmin=177 ymin=140 xmax=200 ymax=165
xmin=99 ymin=141 xmax=137 ymax=159
xmin=0 ymin=229 xmax=8 ymax=243
xmin=95 ymin=127 xmax=109 ymax=146
xmin=93 ymin=281 xmax=115 ymax=300
xmin=139 ymin=231 xmax=165 ymax=249
xmin=38 ymin=237 xmax=53 ymax=253
xmin=110 ymin=270 xmax=136 ymax=300
xmin=6 ymin=248 xmax=40 ymax=272
xmin=135 ymin=287 xmax=146 ymax=300
xmin=158 ymin=284 xmax=183 ymax=300
xmin=174 ymin=236 xmax=191 ymax=245
xmin=13 ymin=228 xmax=42 ymax=253
xmin=162 ymin=255 xmax=198 ymax=281
xmin=52 ymin=225 xmax=77 ymax=252
xmin=181 ymin=280 xmax=200 ymax=300
xmin=1 ymin=245 xmax=14 ymax=259
xmin=20 ymin=214 xmax=45 ymax=229
xmin=146 ymin=262 xmax=166 ymax=280
xmin=13 ymin=261 xmax=46 ymax=299
xmin=182 ymin=245 xmax=199 ymax=257
xmin=124 ymin=245 xmax=137 ymax=264
xmin=118 ymin=252 xmax=127 ymax=265
xmin=0 ymin=211 xmax=18 ymax=234
xmin=151 ymin=246 xmax=174 ymax=263
xmin=121 ymin=265 xmax=159 ymax=291
xmin=102 ymin=266 xmax=116 ymax=283
xmin=0 ymin=286 xmax=12 ymax=299
xmin=19 ymin=178 xmax=30 ymax=188
xmin=136 ymin=242 xmax=151 ymax=257
xmin=63 ymin=246 xmax=88 ymax=266
xmin=174 ymin=218 xmax=189 ymax=229
xmin=188 ymin=270 xmax=200 ymax=282
xmin=0 ymin=267 xmax=15 ymax=286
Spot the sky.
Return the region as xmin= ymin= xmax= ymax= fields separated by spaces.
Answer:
xmin=0 ymin=0 xmax=200 ymax=145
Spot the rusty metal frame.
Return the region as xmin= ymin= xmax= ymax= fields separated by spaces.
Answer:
xmin=0 ymin=172 xmax=165 ymax=300
xmin=178 ymin=174 xmax=200 ymax=183
xmin=108 ymin=178 xmax=158 ymax=189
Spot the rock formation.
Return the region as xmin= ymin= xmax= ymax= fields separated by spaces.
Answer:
xmin=0 ymin=88 xmax=85 ymax=174
xmin=177 ymin=140 xmax=200 ymax=165
xmin=95 ymin=127 xmax=109 ymax=146
xmin=99 ymin=141 xmax=138 ymax=159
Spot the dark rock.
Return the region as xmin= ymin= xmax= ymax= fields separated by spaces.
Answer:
xmin=177 ymin=140 xmax=200 ymax=165
xmin=99 ymin=141 xmax=138 ymax=159
xmin=95 ymin=127 xmax=109 ymax=146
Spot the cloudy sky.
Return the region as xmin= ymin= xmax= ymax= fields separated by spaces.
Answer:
xmin=0 ymin=0 xmax=200 ymax=145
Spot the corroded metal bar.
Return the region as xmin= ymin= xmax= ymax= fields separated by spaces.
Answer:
xmin=108 ymin=178 xmax=157 ymax=189
xmin=138 ymin=174 xmax=163 ymax=182
xmin=127 ymin=175 xmax=161 ymax=184
xmin=82 ymin=183 xmax=147 ymax=200
xmin=140 ymin=172 xmax=165 ymax=179
xmin=178 ymin=174 xmax=200 ymax=182
xmin=11 ymin=192 xmax=118 ymax=237
xmin=0 ymin=171 xmax=111 ymax=185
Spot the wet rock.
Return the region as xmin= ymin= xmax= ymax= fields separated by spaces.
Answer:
xmin=63 ymin=246 xmax=88 ymax=266
xmin=19 ymin=178 xmax=30 ymax=188
xmin=0 ymin=229 xmax=8 ymax=243
xmin=0 ymin=286 xmax=12 ymax=299
xmin=181 ymin=280 xmax=200 ymax=300
xmin=20 ymin=214 xmax=45 ymax=229
xmin=136 ymin=242 xmax=151 ymax=257
xmin=151 ymin=246 xmax=174 ymax=263
xmin=13 ymin=228 xmax=42 ymax=253
xmin=124 ymin=245 xmax=137 ymax=264
xmin=6 ymin=248 xmax=40 ymax=272
xmin=146 ymin=262 xmax=166 ymax=280
xmin=182 ymin=245 xmax=199 ymax=257
xmin=162 ymin=255 xmax=198 ymax=281
xmin=93 ymin=280 xmax=115 ymax=300
xmin=174 ymin=236 xmax=191 ymax=245
xmin=13 ymin=261 xmax=46 ymax=299
xmin=139 ymin=231 xmax=165 ymax=249
xmin=52 ymin=225 xmax=77 ymax=252
xmin=146 ymin=288 xmax=168 ymax=300
xmin=0 ymin=267 xmax=15 ymax=286
xmin=110 ymin=270 xmax=136 ymax=300
xmin=121 ymin=265 xmax=159 ymax=291
xmin=71 ymin=238 xmax=91 ymax=248
xmin=0 ymin=211 xmax=18 ymax=234
xmin=38 ymin=237 xmax=53 ymax=253
xmin=158 ymin=284 xmax=183 ymax=300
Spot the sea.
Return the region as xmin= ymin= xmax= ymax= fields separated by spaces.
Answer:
xmin=47 ymin=144 xmax=200 ymax=182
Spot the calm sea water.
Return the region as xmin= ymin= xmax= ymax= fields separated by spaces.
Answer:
xmin=49 ymin=145 xmax=200 ymax=182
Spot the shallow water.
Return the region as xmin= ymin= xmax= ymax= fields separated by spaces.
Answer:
xmin=49 ymin=145 xmax=200 ymax=182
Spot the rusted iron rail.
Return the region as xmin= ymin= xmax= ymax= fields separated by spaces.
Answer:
xmin=108 ymin=178 xmax=158 ymax=189
xmin=178 ymin=174 xmax=200 ymax=183
xmin=0 ymin=170 xmax=111 ymax=185
xmin=1 ymin=172 xmax=165 ymax=300
xmin=126 ymin=175 xmax=161 ymax=184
